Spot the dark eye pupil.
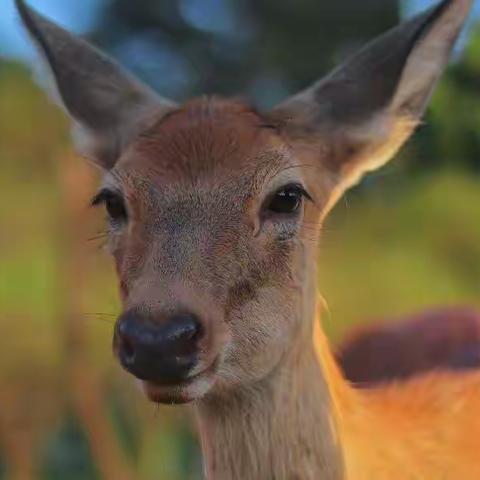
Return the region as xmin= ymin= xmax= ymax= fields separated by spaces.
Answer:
xmin=268 ymin=187 xmax=302 ymax=214
xmin=105 ymin=195 xmax=127 ymax=221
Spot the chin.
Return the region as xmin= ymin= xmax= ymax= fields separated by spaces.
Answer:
xmin=141 ymin=366 xmax=218 ymax=404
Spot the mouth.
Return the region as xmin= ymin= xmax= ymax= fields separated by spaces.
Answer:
xmin=141 ymin=358 xmax=219 ymax=404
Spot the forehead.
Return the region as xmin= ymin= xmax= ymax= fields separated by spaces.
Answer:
xmin=115 ymin=98 xmax=288 ymax=188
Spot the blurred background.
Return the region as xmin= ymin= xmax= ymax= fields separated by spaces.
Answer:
xmin=1 ymin=0 xmax=480 ymax=478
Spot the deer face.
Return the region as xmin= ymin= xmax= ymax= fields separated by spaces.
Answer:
xmin=96 ymin=100 xmax=326 ymax=402
xmin=17 ymin=0 xmax=471 ymax=403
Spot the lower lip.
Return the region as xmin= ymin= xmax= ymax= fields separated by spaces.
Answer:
xmin=142 ymin=360 xmax=218 ymax=404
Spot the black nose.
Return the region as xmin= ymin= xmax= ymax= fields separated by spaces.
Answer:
xmin=115 ymin=311 xmax=203 ymax=383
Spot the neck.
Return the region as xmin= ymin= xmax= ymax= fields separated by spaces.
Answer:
xmin=194 ymin=335 xmax=346 ymax=480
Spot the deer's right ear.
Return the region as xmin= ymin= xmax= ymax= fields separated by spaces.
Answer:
xmin=16 ymin=0 xmax=176 ymax=169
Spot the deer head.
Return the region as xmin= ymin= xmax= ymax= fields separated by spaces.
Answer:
xmin=17 ymin=0 xmax=471 ymax=404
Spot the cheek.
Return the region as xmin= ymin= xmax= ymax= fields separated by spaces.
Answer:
xmin=222 ymin=287 xmax=299 ymax=379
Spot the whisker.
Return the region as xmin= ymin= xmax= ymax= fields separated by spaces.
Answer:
xmin=81 ymin=313 xmax=117 ymax=325
xmin=87 ymin=232 xmax=109 ymax=242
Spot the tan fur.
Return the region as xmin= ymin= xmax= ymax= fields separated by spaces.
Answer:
xmin=313 ymin=317 xmax=480 ymax=480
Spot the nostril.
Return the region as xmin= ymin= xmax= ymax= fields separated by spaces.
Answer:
xmin=183 ymin=318 xmax=203 ymax=341
xmin=168 ymin=313 xmax=204 ymax=350
xmin=192 ymin=320 xmax=205 ymax=342
xmin=120 ymin=336 xmax=136 ymax=366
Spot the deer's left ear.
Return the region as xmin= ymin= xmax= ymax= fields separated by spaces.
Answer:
xmin=269 ymin=0 xmax=472 ymax=210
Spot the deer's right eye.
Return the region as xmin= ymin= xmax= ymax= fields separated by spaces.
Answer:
xmin=92 ymin=189 xmax=128 ymax=224
xmin=106 ymin=195 xmax=127 ymax=222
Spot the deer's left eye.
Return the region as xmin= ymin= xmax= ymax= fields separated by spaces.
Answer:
xmin=267 ymin=185 xmax=308 ymax=215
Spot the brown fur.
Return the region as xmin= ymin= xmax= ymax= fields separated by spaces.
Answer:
xmin=131 ymin=99 xmax=268 ymax=177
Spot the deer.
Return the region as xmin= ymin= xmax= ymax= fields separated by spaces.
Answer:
xmin=16 ymin=0 xmax=480 ymax=478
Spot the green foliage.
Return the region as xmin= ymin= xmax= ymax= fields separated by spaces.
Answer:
xmin=322 ymin=172 xmax=480 ymax=341
xmin=40 ymin=414 xmax=100 ymax=480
